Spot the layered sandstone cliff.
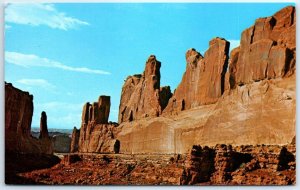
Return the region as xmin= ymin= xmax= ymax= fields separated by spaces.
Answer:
xmin=164 ymin=38 xmax=229 ymax=114
xmin=5 ymin=83 xmax=57 ymax=184
xmin=116 ymin=6 xmax=296 ymax=154
xmin=234 ymin=6 xmax=295 ymax=85
xmin=5 ymin=83 xmax=53 ymax=154
xmin=118 ymin=55 xmax=172 ymax=123
xmin=77 ymin=96 xmax=120 ymax=153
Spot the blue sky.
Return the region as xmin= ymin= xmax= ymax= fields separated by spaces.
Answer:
xmin=4 ymin=3 xmax=293 ymax=129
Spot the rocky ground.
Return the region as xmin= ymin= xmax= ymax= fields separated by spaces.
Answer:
xmin=14 ymin=143 xmax=295 ymax=185
xmin=17 ymin=154 xmax=185 ymax=185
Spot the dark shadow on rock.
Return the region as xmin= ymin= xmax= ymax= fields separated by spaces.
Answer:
xmin=5 ymin=152 xmax=60 ymax=184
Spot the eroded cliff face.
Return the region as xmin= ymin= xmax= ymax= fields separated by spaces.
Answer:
xmin=5 ymin=83 xmax=53 ymax=154
xmin=78 ymin=96 xmax=120 ymax=153
xmin=164 ymin=49 xmax=203 ymax=113
xmin=116 ymin=6 xmax=296 ymax=154
xmin=164 ymin=38 xmax=229 ymax=114
xmin=118 ymin=55 xmax=172 ymax=123
xmin=234 ymin=6 xmax=295 ymax=85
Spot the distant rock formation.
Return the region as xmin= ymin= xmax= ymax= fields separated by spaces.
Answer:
xmin=70 ymin=127 xmax=80 ymax=153
xmin=39 ymin=111 xmax=49 ymax=139
xmin=82 ymin=95 xmax=110 ymax=125
xmin=76 ymin=96 xmax=120 ymax=153
xmin=5 ymin=82 xmax=53 ymax=154
xmin=118 ymin=55 xmax=172 ymax=123
xmin=52 ymin=135 xmax=71 ymax=153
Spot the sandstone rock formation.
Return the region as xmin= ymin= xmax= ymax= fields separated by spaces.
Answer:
xmin=164 ymin=38 xmax=229 ymax=114
xmin=82 ymin=96 xmax=110 ymax=125
xmin=52 ymin=134 xmax=71 ymax=153
xmin=234 ymin=6 xmax=295 ymax=86
xmin=116 ymin=6 xmax=296 ymax=154
xmin=180 ymin=145 xmax=215 ymax=184
xmin=5 ymin=83 xmax=53 ymax=154
xmin=181 ymin=143 xmax=295 ymax=185
xmin=6 ymin=5 xmax=296 ymax=186
xmin=77 ymin=96 xmax=120 ymax=153
xmin=227 ymin=47 xmax=240 ymax=89
xmin=79 ymin=123 xmax=120 ymax=153
xmin=118 ymin=55 xmax=172 ymax=123
xmin=39 ymin=111 xmax=49 ymax=139
xmin=164 ymin=49 xmax=203 ymax=113
xmin=5 ymin=83 xmax=56 ymax=184
xmin=5 ymin=82 xmax=33 ymax=151
xmin=70 ymin=127 xmax=80 ymax=153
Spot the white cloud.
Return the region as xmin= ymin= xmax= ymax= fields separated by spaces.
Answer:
xmin=17 ymin=79 xmax=56 ymax=90
xmin=5 ymin=51 xmax=111 ymax=75
xmin=5 ymin=3 xmax=89 ymax=30
xmin=228 ymin=39 xmax=240 ymax=52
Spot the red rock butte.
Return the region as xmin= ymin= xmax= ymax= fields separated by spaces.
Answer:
xmin=73 ymin=6 xmax=296 ymax=154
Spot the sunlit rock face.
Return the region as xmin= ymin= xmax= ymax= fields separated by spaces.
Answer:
xmin=77 ymin=96 xmax=120 ymax=153
xmin=118 ymin=55 xmax=172 ymax=123
xmin=116 ymin=6 xmax=296 ymax=154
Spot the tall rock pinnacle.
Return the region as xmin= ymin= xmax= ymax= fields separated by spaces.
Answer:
xmin=39 ymin=111 xmax=49 ymax=139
